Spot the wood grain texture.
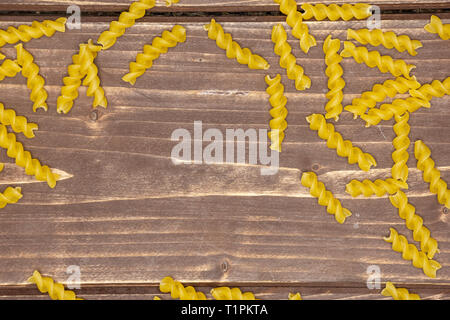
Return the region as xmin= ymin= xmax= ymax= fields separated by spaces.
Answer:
xmin=0 ymin=13 xmax=449 ymax=299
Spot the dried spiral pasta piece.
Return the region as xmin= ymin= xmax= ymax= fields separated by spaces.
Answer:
xmin=301 ymin=171 xmax=352 ymax=224
xmin=340 ymin=41 xmax=415 ymax=79
xmin=392 ymin=112 xmax=410 ymax=182
xmin=0 ymin=124 xmax=59 ymax=188
xmin=159 ymin=276 xmax=206 ymax=300
xmin=97 ymin=0 xmax=156 ymax=50
xmin=345 ymin=76 xmax=420 ymax=119
xmin=409 ymin=77 xmax=450 ymax=101
xmin=28 ymin=270 xmax=83 ymax=300
xmin=323 ymin=35 xmax=345 ymax=121
xmin=123 ymin=25 xmax=187 ymax=85
xmin=384 ymin=227 xmax=441 ymax=278
xmin=15 ymin=43 xmax=48 ymax=112
xmin=273 ymin=0 xmax=316 ymax=53
xmin=211 ymin=287 xmax=257 ymax=300
xmin=288 ymin=292 xmax=302 ymax=300
xmin=272 ymin=24 xmax=311 ymax=91
xmin=415 ymin=140 xmax=450 ymax=208
xmin=381 ymin=282 xmax=420 ymax=300
xmin=166 ymin=0 xmax=180 ymax=6
xmin=81 ymin=41 xmax=107 ymax=109
xmin=204 ymin=19 xmax=269 ymax=70
xmin=265 ymin=74 xmax=288 ymax=152
xmin=345 ymin=178 xmax=407 ymax=197
xmin=390 ymin=190 xmax=439 ymax=259
xmin=424 ymin=15 xmax=450 ymax=40
xmin=0 ymin=186 xmax=22 ymax=209
xmin=306 ymin=114 xmax=377 ymax=171
xmin=0 ymin=102 xmax=38 ymax=138
xmin=0 ymin=59 xmax=21 ymax=81
xmin=301 ymin=3 xmax=372 ymax=21
xmin=347 ymin=28 xmax=422 ymax=56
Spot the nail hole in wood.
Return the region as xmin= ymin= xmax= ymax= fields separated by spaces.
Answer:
xmin=221 ymin=261 xmax=228 ymax=273
xmin=90 ymin=110 xmax=99 ymax=121
xmin=443 ymin=207 xmax=448 ymax=214
xmin=312 ymin=164 xmax=320 ymax=171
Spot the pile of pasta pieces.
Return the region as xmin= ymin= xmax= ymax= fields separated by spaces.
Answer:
xmin=0 ymin=0 xmax=448 ymax=301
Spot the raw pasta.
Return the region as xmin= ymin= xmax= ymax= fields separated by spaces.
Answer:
xmin=273 ymin=0 xmax=316 ymax=53
xmin=28 ymin=270 xmax=83 ymax=300
xmin=390 ymin=190 xmax=439 ymax=259
xmin=97 ymin=0 xmax=156 ymax=50
xmin=301 ymin=3 xmax=372 ymax=21
xmin=392 ymin=112 xmax=410 ymax=182
xmin=159 ymin=276 xmax=206 ymax=300
xmin=123 ymin=25 xmax=187 ymax=85
xmin=323 ymin=35 xmax=345 ymax=121
xmin=288 ymin=292 xmax=302 ymax=300
xmin=381 ymin=282 xmax=420 ymax=300
xmin=306 ymin=114 xmax=377 ymax=171
xmin=82 ymin=42 xmax=107 ymax=109
xmin=340 ymin=41 xmax=415 ymax=79
xmin=345 ymin=178 xmax=407 ymax=197
xmin=211 ymin=287 xmax=257 ymax=300
xmin=0 ymin=124 xmax=59 ymax=188
xmin=410 ymin=77 xmax=450 ymax=101
xmin=166 ymin=0 xmax=180 ymax=6
xmin=414 ymin=140 xmax=450 ymax=208
xmin=347 ymin=28 xmax=422 ymax=56
xmin=0 ymin=186 xmax=22 ymax=209
xmin=272 ymin=24 xmax=311 ymax=91
xmin=0 ymin=102 xmax=38 ymax=138
xmin=265 ymin=74 xmax=288 ymax=152
xmin=384 ymin=227 xmax=441 ymax=278
xmin=424 ymin=15 xmax=450 ymax=40
xmin=0 ymin=59 xmax=21 ymax=81
xmin=15 ymin=43 xmax=48 ymax=112
xmin=204 ymin=19 xmax=269 ymax=70
xmin=301 ymin=171 xmax=352 ymax=224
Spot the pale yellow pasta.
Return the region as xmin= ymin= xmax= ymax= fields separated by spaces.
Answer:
xmin=381 ymin=282 xmax=420 ymax=300
xmin=424 ymin=15 xmax=449 ymax=40
xmin=301 ymin=3 xmax=372 ymax=21
xmin=28 ymin=270 xmax=83 ymax=300
xmin=0 ymin=186 xmax=22 ymax=209
xmin=211 ymin=287 xmax=257 ymax=300
xmin=159 ymin=276 xmax=206 ymax=300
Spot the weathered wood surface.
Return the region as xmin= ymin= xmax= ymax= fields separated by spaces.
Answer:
xmin=0 ymin=11 xmax=449 ymax=299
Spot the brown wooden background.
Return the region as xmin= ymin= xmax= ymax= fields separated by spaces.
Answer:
xmin=0 ymin=0 xmax=449 ymax=300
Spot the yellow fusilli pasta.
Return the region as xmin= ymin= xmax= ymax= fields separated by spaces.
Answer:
xmin=204 ymin=19 xmax=269 ymax=70
xmin=340 ymin=41 xmax=415 ymax=79
xmin=392 ymin=112 xmax=410 ymax=182
xmin=384 ymin=227 xmax=441 ymax=278
xmin=347 ymin=28 xmax=422 ymax=56
xmin=211 ymin=287 xmax=257 ymax=300
xmin=265 ymin=74 xmax=288 ymax=152
xmin=0 ymin=102 xmax=38 ymax=138
xmin=0 ymin=186 xmax=22 ymax=209
xmin=288 ymin=292 xmax=302 ymax=300
xmin=323 ymin=35 xmax=345 ymax=121
xmin=0 ymin=59 xmax=21 ymax=81
xmin=159 ymin=276 xmax=207 ymax=300
xmin=409 ymin=77 xmax=450 ymax=101
xmin=390 ymin=190 xmax=439 ymax=259
xmin=424 ymin=15 xmax=450 ymax=40
xmin=15 ymin=43 xmax=48 ymax=112
xmin=346 ymin=178 xmax=407 ymax=197
xmin=166 ymin=0 xmax=180 ymax=6
xmin=97 ymin=0 xmax=156 ymax=50
xmin=301 ymin=3 xmax=372 ymax=21
xmin=123 ymin=25 xmax=187 ymax=85
xmin=81 ymin=41 xmax=107 ymax=109
xmin=415 ymin=140 xmax=450 ymax=208
xmin=272 ymin=24 xmax=311 ymax=91
xmin=28 ymin=270 xmax=83 ymax=300
xmin=273 ymin=0 xmax=316 ymax=53
xmin=381 ymin=282 xmax=420 ymax=300
xmin=306 ymin=113 xmax=377 ymax=171
xmin=301 ymin=171 xmax=352 ymax=224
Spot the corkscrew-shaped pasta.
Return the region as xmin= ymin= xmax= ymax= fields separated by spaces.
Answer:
xmin=272 ymin=24 xmax=311 ymax=91
xmin=15 ymin=43 xmax=48 ymax=112
xmin=424 ymin=15 xmax=450 ymax=40
xmin=345 ymin=76 xmax=420 ymax=119
xmin=123 ymin=25 xmax=187 ymax=85
xmin=415 ymin=140 xmax=450 ymax=208
xmin=273 ymin=0 xmax=316 ymax=53
xmin=159 ymin=276 xmax=206 ymax=300
xmin=301 ymin=171 xmax=352 ymax=224
xmin=323 ymin=35 xmax=345 ymax=121
xmin=390 ymin=190 xmax=439 ymax=259
xmin=97 ymin=0 xmax=156 ymax=50
xmin=0 ymin=125 xmax=59 ymax=188
xmin=211 ymin=287 xmax=257 ymax=300
xmin=0 ymin=103 xmax=38 ymax=138
xmin=0 ymin=186 xmax=22 ymax=209
xmin=0 ymin=59 xmax=21 ymax=81
xmin=301 ymin=3 xmax=372 ymax=21
xmin=28 ymin=270 xmax=83 ymax=300
xmin=381 ymin=282 xmax=420 ymax=300
xmin=81 ymin=41 xmax=107 ymax=109
xmin=204 ymin=19 xmax=269 ymax=70
xmin=265 ymin=74 xmax=288 ymax=152
xmin=346 ymin=178 xmax=407 ymax=197
xmin=410 ymin=77 xmax=450 ymax=101
xmin=384 ymin=227 xmax=441 ymax=278
xmin=306 ymin=114 xmax=377 ymax=171
xmin=288 ymin=292 xmax=302 ymax=300
xmin=392 ymin=112 xmax=410 ymax=182
xmin=166 ymin=0 xmax=180 ymax=6
xmin=347 ymin=29 xmax=422 ymax=56
xmin=340 ymin=42 xmax=415 ymax=79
